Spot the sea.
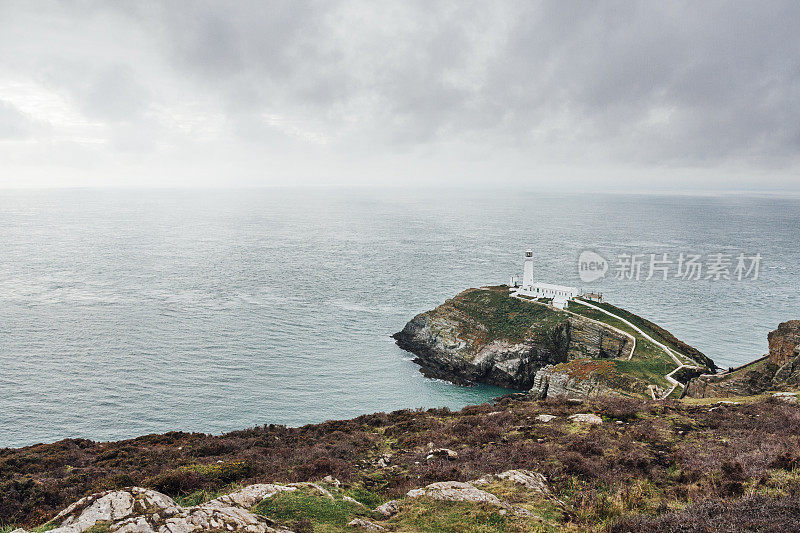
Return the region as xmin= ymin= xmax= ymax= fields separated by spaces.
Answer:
xmin=1 ymin=188 xmax=798 ymax=449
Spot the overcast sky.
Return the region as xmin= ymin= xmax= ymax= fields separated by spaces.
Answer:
xmin=1 ymin=1 xmax=799 ymax=190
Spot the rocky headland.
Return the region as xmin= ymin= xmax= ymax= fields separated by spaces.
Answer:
xmin=394 ymin=286 xmax=714 ymax=399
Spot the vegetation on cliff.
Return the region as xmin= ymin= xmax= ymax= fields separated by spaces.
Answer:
xmin=3 ymin=395 xmax=800 ymax=532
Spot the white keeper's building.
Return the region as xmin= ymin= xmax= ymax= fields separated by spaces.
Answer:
xmin=515 ymin=250 xmax=579 ymax=309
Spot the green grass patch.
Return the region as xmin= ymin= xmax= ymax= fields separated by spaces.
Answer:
xmin=613 ymin=350 xmax=677 ymax=390
xmin=388 ymin=498 xmax=553 ymax=532
xmin=455 ymin=289 xmax=568 ymax=346
xmin=27 ymin=522 xmax=58 ymax=533
xmin=567 ymin=304 xmax=639 ymax=340
xmin=82 ymin=523 xmax=110 ymax=533
xmin=343 ymin=485 xmax=384 ymax=508
xmin=252 ymin=487 xmax=371 ymax=531
xmin=749 ymin=468 xmax=800 ymax=498
xmin=177 ymin=461 xmax=252 ymax=483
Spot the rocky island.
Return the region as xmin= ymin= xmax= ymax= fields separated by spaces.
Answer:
xmin=394 ymin=286 xmax=715 ymax=399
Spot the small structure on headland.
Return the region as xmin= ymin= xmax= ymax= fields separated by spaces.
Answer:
xmin=513 ymin=250 xmax=579 ymax=309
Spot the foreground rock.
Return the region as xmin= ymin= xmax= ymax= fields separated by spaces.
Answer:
xmin=372 ymin=500 xmax=400 ymax=517
xmin=773 ymin=392 xmax=799 ymax=404
xmin=407 ymin=481 xmax=509 ymax=508
xmin=568 ymin=413 xmax=603 ymax=425
xmin=471 ymin=469 xmax=550 ymax=495
xmin=685 ymin=320 xmax=800 ymax=398
xmin=393 ymin=287 xmax=634 ymax=388
xmin=22 ymin=487 xmax=293 ymax=533
xmin=347 ymin=517 xmax=385 ymax=530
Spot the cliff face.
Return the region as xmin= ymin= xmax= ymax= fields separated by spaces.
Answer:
xmin=529 ymin=360 xmax=653 ymax=400
xmin=393 ymin=287 xmax=632 ymax=389
xmin=684 ymin=320 xmax=800 ymax=398
xmin=768 ymin=320 xmax=800 ymax=365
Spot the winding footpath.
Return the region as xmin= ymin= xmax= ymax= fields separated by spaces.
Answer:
xmin=569 ymin=299 xmax=701 ymax=399
xmin=509 ymin=289 xmax=701 ymax=400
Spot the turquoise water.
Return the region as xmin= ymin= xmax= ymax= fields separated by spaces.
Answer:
xmin=1 ymin=189 xmax=798 ymax=448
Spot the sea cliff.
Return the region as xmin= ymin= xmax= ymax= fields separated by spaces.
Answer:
xmin=394 ymin=286 xmax=712 ymax=398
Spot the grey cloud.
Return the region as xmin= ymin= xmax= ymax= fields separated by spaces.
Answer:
xmin=1 ymin=0 xmax=799 ymax=187
xmin=0 ymin=100 xmax=33 ymax=139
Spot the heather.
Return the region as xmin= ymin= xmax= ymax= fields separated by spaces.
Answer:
xmin=3 ymin=395 xmax=800 ymax=531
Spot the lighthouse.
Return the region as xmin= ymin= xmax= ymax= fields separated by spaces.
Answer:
xmin=522 ymin=250 xmax=534 ymax=288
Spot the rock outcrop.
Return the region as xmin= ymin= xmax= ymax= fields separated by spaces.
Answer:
xmin=530 ymin=364 xmax=620 ymax=399
xmin=685 ymin=320 xmax=800 ymax=398
xmin=393 ymin=287 xmax=632 ymax=389
xmin=768 ymin=320 xmax=800 ymax=365
xmin=529 ymin=359 xmax=655 ymax=399
xmin=406 ymin=481 xmax=509 ymax=508
xmin=16 ymin=487 xmax=295 ymax=533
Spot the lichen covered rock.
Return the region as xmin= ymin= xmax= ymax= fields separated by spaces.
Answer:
xmin=39 ymin=487 xmax=294 ymax=533
xmin=406 ymin=481 xmax=509 ymax=508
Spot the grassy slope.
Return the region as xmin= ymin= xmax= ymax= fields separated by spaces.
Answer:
xmin=574 ymin=300 xmax=714 ymax=370
xmin=453 ymin=287 xmax=568 ymax=348
xmin=566 ymin=299 xmax=712 ymax=390
xmin=4 ymin=396 xmax=800 ymax=532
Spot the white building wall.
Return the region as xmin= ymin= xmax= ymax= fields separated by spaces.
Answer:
xmin=523 ymin=251 xmax=534 ymax=287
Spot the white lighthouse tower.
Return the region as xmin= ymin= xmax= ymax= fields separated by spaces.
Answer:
xmin=522 ymin=250 xmax=534 ymax=288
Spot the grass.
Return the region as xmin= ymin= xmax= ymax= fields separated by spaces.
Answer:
xmin=614 ymin=349 xmax=678 ymax=391
xmin=388 ymin=499 xmax=529 ymax=532
xmin=172 ymin=483 xmax=242 ymax=507
xmin=455 ymin=288 xmax=568 ymax=346
xmin=252 ymin=486 xmax=374 ymax=532
xmin=748 ymin=468 xmax=800 ymax=498
xmin=575 ymin=300 xmax=713 ymax=369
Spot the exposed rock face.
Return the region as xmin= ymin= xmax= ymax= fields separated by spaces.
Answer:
xmin=209 ymin=484 xmax=297 ymax=508
xmin=685 ymin=320 xmax=800 ymax=398
xmin=683 ymin=357 xmax=777 ymax=398
xmin=773 ymin=392 xmax=799 ymax=404
xmin=768 ymin=321 xmax=800 ymax=365
xmin=393 ymin=288 xmax=632 ymax=389
xmin=566 ymin=318 xmax=632 ymax=360
xmin=407 ymin=469 xmax=561 ymax=519
xmin=529 ymin=359 xmax=654 ymax=400
xmin=530 ymin=364 xmax=619 ymax=399
xmin=30 ymin=487 xmax=294 ymax=533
